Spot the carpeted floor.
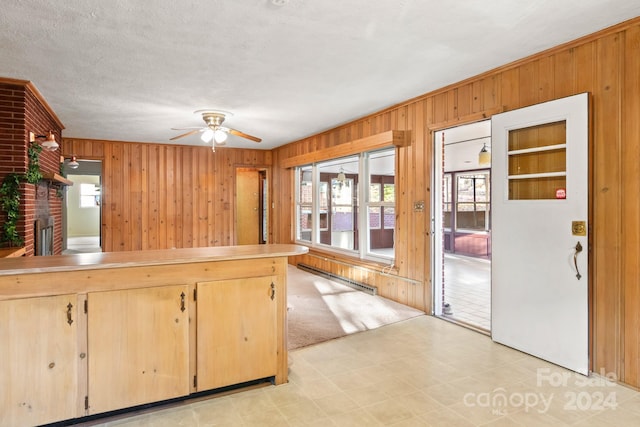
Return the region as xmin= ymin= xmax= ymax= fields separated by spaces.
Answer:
xmin=287 ymin=264 xmax=424 ymax=349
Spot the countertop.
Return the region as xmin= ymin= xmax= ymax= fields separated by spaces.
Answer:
xmin=0 ymin=244 xmax=308 ymax=277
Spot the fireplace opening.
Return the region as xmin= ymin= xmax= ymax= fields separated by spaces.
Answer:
xmin=35 ymin=217 xmax=54 ymax=256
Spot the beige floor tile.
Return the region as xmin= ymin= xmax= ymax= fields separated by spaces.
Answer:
xmin=572 ymin=406 xmax=640 ymax=426
xmin=421 ymin=406 xmax=476 ymax=427
xmin=239 ymin=406 xmax=289 ymax=426
xmin=230 ymin=389 xmax=276 ymax=415
xmin=265 ymin=382 xmax=309 ymax=407
xmin=374 ymin=376 xmax=419 ymax=398
xmin=72 ymin=315 xmax=640 ymax=427
xmin=364 ymin=396 xmax=415 ymax=425
xmin=387 ymin=416 xmax=432 ymax=426
xmin=619 ymin=393 xmax=640 ymax=414
xmin=276 ymin=397 xmax=325 ymax=421
xmin=341 ymin=383 xmax=391 ymax=407
xmin=312 ymin=391 xmax=360 ymax=416
xmin=397 ymin=390 xmax=445 ymax=416
xmin=448 ymin=400 xmax=507 ymax=425
xmin=191 ymin=397 xmax=244 ymax=425
xmin=326 ymin=369 xmax=375 ymax=391
xmin=329 ymin=408 xmax=384 ymax=426
xmin=299 ymin=376 xmax=343 ymax=400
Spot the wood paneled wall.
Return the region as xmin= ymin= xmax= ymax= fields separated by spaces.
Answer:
xmin=272 ymin=18 xmax=640 ymax=388
xmin=59 ymin=18 xmax=640 ymax=388
xmin=62 ymin=139 xmax=271 ymax=252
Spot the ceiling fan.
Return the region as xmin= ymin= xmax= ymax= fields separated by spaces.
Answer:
xmin=170 ymin=110 xmax=261 ymax=151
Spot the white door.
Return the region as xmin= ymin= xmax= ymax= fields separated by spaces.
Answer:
xmin=491 ymin=93 xmax=589 ymax=374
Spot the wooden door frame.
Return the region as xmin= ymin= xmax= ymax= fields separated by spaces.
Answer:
xmin=234 ymin=165 xmax=270 ymax=245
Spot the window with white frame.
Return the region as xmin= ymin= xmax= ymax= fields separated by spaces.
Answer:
xmin=79 ymin=183 xmax=100 ymax=208
xmin=295 ymin=148 xmax=395 ymax=262
xmin=295 ymin=167 xmax=313 ymax=243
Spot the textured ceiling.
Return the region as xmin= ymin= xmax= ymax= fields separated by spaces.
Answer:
xmin=1 ymin=1 xmax=638 ymax=150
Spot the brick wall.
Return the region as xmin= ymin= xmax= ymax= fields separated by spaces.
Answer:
xmin=0 ymin=84 xmax=27 ymax=176
xmin=0 ymin=81 xmax=64 ymax=256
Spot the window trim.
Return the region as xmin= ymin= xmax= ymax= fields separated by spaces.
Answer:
xmin=294 ymin=148 xmax=395 ymax=264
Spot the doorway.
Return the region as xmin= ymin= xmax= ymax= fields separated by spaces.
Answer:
xmin=433 ymin=121 xmax=492 ymax=332
xmin=236 ymin=167 xmax=268 ymax=245
xmin=62 ymin=159 xmax=102 ymax=254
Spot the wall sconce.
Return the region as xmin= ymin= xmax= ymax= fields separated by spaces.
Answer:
xmin=478 ymin=143 xmax=491 ymax=166
xmin=30 ymin=131 xmax=59 ymax=152
xmin=67 ymin=156 xmax=80 ymax=169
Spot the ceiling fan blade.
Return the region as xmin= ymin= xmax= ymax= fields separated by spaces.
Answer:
xmin=227 ymin=128 xmax=262 ymax=143
xmin=170 ymin=129 xmax=201 ymax=141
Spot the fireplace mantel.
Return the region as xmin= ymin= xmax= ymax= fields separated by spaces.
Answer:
xmin=41 ymin=172 xmax=73 ymax=186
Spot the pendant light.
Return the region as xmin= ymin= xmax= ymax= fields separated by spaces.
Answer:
xmin=478 ymin=143 xmax=491 ymax=166
xmin=67 ymin=156 xmax=80 ymax=169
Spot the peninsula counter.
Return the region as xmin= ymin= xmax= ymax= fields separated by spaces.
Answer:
xmin=0 ymin=244 xmax=308 ymax=427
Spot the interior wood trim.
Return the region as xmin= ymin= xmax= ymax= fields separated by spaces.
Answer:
xmin=279 ymin=130 xmax=410 ymax=168
xmin=427 ymin=108 xmax=504 ymax=131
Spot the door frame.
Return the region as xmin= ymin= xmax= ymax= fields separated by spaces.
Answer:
xmin=234 ymin=165 xmax=270 ymax=245
xmin=431 ymin=120 xmax=492 ymax=324
xmin=62 ymin=158 xmax=103 ymax=252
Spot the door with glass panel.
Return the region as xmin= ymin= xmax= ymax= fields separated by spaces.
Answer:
xmin=491 ymin=93 xmax=589 ymax=374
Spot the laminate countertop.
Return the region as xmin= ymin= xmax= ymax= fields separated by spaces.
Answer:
xmin=0 ymin=244 xmax=308 ymax=277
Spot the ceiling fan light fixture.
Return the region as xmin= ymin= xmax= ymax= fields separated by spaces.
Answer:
xmin=214 ymin=129 xmax=228 ymax=143
xmin=170 ymin=109 xmax=261 ymax=147
xmin=201 ymin=129 xmax=214 ymax=143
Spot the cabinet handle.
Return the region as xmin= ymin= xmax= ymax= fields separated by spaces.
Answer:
xmin=66 ymin=303 xmax=73 ymax=325
xmin=180 ymin=292 xmax=186 ymax=312
xmin=270 ymin=282 xmax=275 ymax=301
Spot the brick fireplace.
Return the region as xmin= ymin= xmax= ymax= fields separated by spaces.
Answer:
xmin=0 ymin=78 xmax=65 ymax=256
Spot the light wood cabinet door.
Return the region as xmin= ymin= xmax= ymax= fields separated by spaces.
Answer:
xmin=197 ymin=276 xmax=277 ymax=390
xmin=87 ymin=285 xmax=190 ymax=414
xmin=0 ymin=294 xmax=79 ymax=427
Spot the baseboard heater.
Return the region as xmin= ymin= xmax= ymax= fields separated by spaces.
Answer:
xmin=297 ymin=263 xmax=377 ymax=296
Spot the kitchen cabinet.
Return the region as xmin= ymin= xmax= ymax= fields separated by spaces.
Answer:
xmin=196 ymin=276 xmax=277 ymax=390
xmin=0 ymin=294 xmax=79 ymax=427
xmin=0 ymin=244 xmax=306 ymax=425
xmin=87 ymin=284 xmax=190 ymax=414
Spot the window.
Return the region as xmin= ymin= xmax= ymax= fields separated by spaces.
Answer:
xmin=455 ymin=173 xmax=490 ymax=231
xmin=295 ymin=148 xmax=395 ymax=262
xmin=80 ymin=183 xmax=100 ymax=208
xmin=443 ymin=173 xmax=452 ymax=229
xmin=295 ymin=167 xmax=313 ymax=242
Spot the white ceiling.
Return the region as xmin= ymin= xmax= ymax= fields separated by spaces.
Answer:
xmin=1 ymin=1 xmax=638 ymax=150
